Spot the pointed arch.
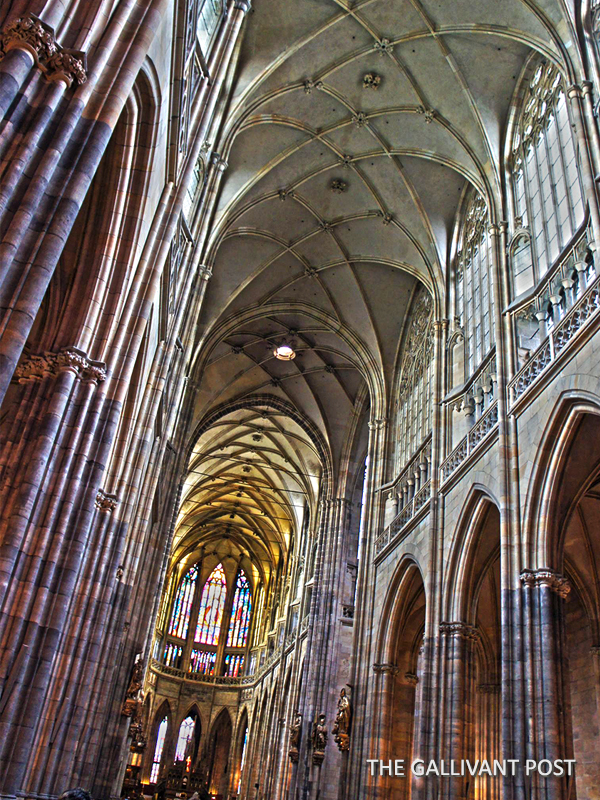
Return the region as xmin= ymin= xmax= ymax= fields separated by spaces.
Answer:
xmin=227 ymin=568 xmax=252 ymax=648
xmin=195 ymin=563 xmax=227 ymax=645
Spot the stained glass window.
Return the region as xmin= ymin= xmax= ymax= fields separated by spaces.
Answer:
xmin=511 ymin=62 xmax=584 ymax=286
xmin=237 ymin=727 xmax=248 ymax=793
xmin=151 ymin=717 xmax=168 ymax=783
xmin=175 ymin=716 xmax=196 ymax=761
xmin=189 ymin=649 xmax=217 ymax=675
xmin=224 ymin=653 xmax=244 ymax=677
xmin=195 ymin=563 xmax=227 ymax=644
xmin=227 ymin=570 xmax=252 ymax=647
xmin=163 ymin=643 xmax=182 ymax=668
xmin=168 ymin=565 xmax=198 ymax=639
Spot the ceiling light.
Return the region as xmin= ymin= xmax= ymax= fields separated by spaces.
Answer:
xmin=274 ymin=335 xmax=296 ymax=361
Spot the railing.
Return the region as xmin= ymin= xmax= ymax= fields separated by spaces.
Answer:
xmin=150 ymin=659 xmax=244 ymax=685
xmin=441 ymin=401 xmax=499 ymax=482
xmin=375 ymin=479 xmax=431 ymax=556
xmin=449 ymin=349 xmax=497 ymax=419
xmin=509 ymin=273 xmax=600 ymax=406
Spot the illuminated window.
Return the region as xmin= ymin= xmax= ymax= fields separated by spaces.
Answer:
xmin=189 ymin=649 xmax=217 ymax=675
xmin=168 ymin=565 xmax=198 ymax=639
xmin=197 ymin=0 xmax=224 ymax=56
xmin=163 ymin=643 xmax=182 ymax=668
xmin=150 ymin=717 xmax=168 ymax=783
xmin=511 ymin=62 xmax=585 ymax=285
xmin=175 ymin=716 xmax=196 ymax=761
xmin=237 ymin=727 xmax=248 ymax=793
xmin=195 ymin=563 xmax=227 ymax=644
xmin=227 ymin=570 xmax=252 ymax=647
xmin=224 ymin=653 xmax=244 ymax=677
xmin=455 ymin=193 xmax=494 ymax=376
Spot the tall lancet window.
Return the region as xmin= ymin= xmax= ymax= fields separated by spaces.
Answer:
xmin=168 ymin=565 xmax=198 ymax=639
xmin=150 ymin=717 xmax=168 ymax=783
xmin=227 ymin=570 xmax=252 ymax=647
xmin=195 ymin=563 xmax=227 ymax=644
xmin=175 ymin=716 xmax=195 ymax=761
xmin=511 ymin=61 xmax=585 ymax=287
xmin=397 ymin=285 xmax=434 ymax=469
xmin=455 ymin=192 xmax=494 ymax=376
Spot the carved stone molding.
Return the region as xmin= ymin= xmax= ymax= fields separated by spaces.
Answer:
xmin=234 ymin=0 xmax=252 ymax=12
xmin=95 ymin=489 xmax=119 ymax=513
xmin=404 ymin=672 xmax=419 ymax=686
xmin=372 ymin=662 xmax=399 ymax=676
xmin=198 ymin=264 xmax=213 ymax=281
xmin=368 ymin=417 xmax=388 ymax=430
xmin=211 ymin=152 xmax=228 ymax=171
xmin=363 ymin=72 xmax=381 ymax=89
xmin=330 ymin=179 xmax=347 ymax=194
xmin=14 ymin=347 xmax=107 ymax=385
xmin=439 ymin=621 xmax=479 ymax=641
xmin=0 ymin=14 xmax=87 ymax=86
xmin=416 ymin=106 xmax=436 ymax=123
xmin=520 ymin=568 xmax=571 ymax=599
xmin=303 ymin=79 xmax=323 ymax=94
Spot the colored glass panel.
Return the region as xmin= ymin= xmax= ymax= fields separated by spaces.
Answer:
xmin=151 ymin=717 xmax=168 ymax=783
xmin=175 ymin=716 xmax=195 ymax=761
xmin=195 ymin=563 xmax=227 ymax=644
xmin=224 ymin=653 xmax=244 ymax=677
xmin=163 ymin=643 xmax=182 ymax=668
xmin=189 ymin=649 xmax=217 ymax=675
xmin=168 ymin=565 xmax=198 ymax=639
xmin=227 ymin=569 xmax=251 ymax=647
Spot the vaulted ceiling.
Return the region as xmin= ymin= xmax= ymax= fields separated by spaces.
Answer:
xmin=184 ymin=0 xmax=578 ymax=567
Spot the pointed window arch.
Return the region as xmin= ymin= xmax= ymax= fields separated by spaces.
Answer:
xmin=227 ymin=569 xmax=252 ymax=647
xmin=150 ymin=716 xmax=168 ymax=783
xmin=168 ymin=564 xmax=198 ymax=639
xmin=195 ymin=563 xmax=227 ymax=644
xmin=175 ymin=715 xmax=196 ymax=761
xmin=511 ymin=61 xmax=585 ymax=284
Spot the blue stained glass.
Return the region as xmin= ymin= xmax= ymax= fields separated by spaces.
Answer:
xmin=168 ymin=565 xmax=198 ymax=639
xmin=227 ymin=569 xmax=251 ymax=648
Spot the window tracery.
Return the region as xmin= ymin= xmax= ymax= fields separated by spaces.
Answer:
xmin=397 ymin=285 xmax=434 ymax=468
xmin=455 ymin=192 xmax=494 ymax=376
xmin=195 ymin=563 xmax=227 ymax=645
xmin=168 ymin=564 xmax=198 ymax=639
xmin=150 ymin=717 xmax=168 ymax=783
xmin=227 ymin=570 xmax=252 ymax=648
xmin=175 ymin=716 xmax=196 ymax=761
xmin=511 ymin=61 xmax=585 ymax=287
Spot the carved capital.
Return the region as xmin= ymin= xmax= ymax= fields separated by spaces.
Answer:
xmin=440 ymin=621 xmax=479 ymax=641
xmin=404 ymin=672 xmax=419 ymax=686
xmin=198 ymin=264 xmax=213 ymax=281
xmin=234 ymin=0 xmax=252 ymax=12
xmin=14 ymin=347 xmax=106 ymax=384
xmin=372 ymin=662 xmax=399 ymax=676
xmin=95 ymin=489 xmax=119 ymax=513
xmin=0 ymin=14 xmax=87 ymax=86
xmin=368 ymin=417 xmax=387 ymax=431
xmin=211 ymin=152 xmax=228 ymax=171
xmin=520 ymin=568 xmax=571 ymax=599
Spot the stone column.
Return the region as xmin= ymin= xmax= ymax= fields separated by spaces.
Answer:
xmin=439 ymin=622 xmax=479 ymax=800
xmin=520 ymin=569 xmax=572 ymax=800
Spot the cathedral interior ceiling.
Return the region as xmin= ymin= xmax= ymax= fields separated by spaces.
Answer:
xmin=182 ymin=0 xmax=572 ymax=566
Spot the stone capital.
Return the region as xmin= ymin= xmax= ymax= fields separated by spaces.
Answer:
xmin=198 ymin=264 xmax=213 ymax=281
xmin=440 ymin=621 xmax=479 ymax=641
xmin=96 ymin=489 xmax=119 ymax=513
xmin=520 ymin=568 xmax=570 ymax=599
xmin=234 ymin=0 xmax=252 ymax=12
xmin=372 ymin=662 xmax=399 ymax=676
xmin=0 ymin=14 xmax=87 ymax=86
